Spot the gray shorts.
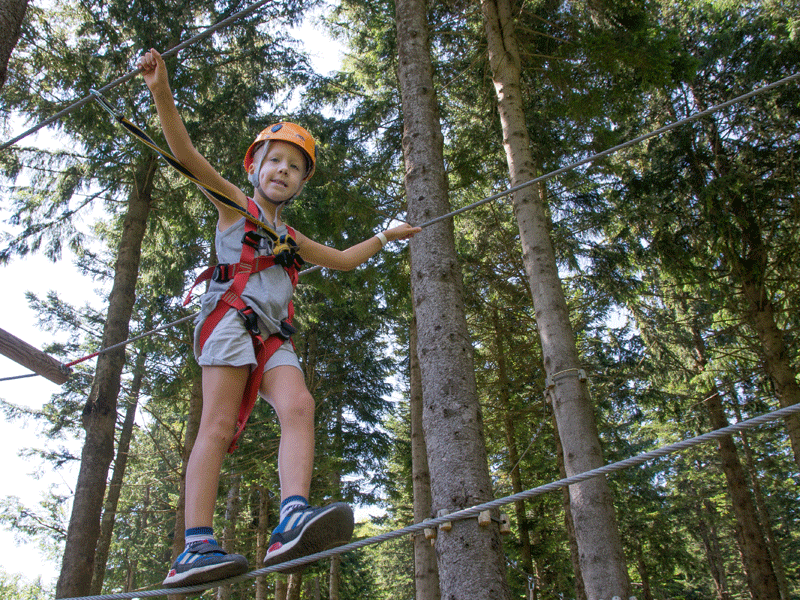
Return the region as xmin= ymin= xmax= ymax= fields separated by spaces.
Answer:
xmin=194 ymin=309 xmax=302 ymax=373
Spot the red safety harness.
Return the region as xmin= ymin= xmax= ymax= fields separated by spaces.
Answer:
xmin=185 ymin=198 xmax=302 ymax=453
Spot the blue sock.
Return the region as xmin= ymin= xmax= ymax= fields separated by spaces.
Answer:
xmin=274 ymin=496 xmax=309 ymax=534
xmin=183 ymin=527 xmax=219 ymax=554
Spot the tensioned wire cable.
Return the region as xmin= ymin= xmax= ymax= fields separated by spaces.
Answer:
xmin=58 ymin=401 xmax=800 ymax=600
xmin=0 ymin=0 xmax=278 ymax=151
xmin=1 ymin=71 xmax=797 ymax=383
xmin=415 ymin=71 xmax=800 ymax=229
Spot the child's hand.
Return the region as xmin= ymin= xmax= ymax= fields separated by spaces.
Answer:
xmin=137 ymin=48 xmax=168 ymax=94
xmin=385 ymin=222 xmax=422 ymax=242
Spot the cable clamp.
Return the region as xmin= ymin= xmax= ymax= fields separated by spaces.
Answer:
xmin=90 ymin=89 xmax=123 ymax=120
xmin=544 ymin=367 xmax=587 ymax=390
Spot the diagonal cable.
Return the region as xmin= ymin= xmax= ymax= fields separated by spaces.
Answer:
xmin=0 ymin=0 xmax=276 ymax=151
xmin=416 ymin=71 xmax=800 ymax=229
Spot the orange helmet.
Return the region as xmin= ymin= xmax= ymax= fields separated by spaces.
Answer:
xmin=243 ymin=122 xmax=317 ymax=182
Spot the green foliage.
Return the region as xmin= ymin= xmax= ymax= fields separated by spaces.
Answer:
xmin=3 ymin=0 xmax=800 ymax=596
xmin=0 ymin=568 xmax=52 ymax=600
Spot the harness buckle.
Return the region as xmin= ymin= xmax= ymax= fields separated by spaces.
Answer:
xmin=212 ymin=263 xmax=233 ymax=282
xmin=242 ymin=230 xmax=266 ymax=250
xmin=237 ymin=306 xmax=261 ymax=336
xmin=273 ymin=234 xmax=305 ymax=269
xmin=278 ymin=319 xmax=297 ymax=341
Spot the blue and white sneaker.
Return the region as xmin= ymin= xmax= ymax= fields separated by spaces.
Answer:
xmin=263 ymin=503 xmax=354 ymax=573
xmin=163 ymin=540 xmax=249 ymax=588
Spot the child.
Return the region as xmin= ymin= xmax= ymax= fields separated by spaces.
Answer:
xmin=138 ymin=48 xmax=420 ymax=588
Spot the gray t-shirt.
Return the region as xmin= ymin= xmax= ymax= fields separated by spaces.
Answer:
xmin=195 ymin=204 xmax=295 ymax=337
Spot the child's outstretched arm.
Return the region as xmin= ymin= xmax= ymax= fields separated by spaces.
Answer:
xmin=296 ymin=222 xmax=421 ymax=270
xmin=138 ymin=48 xmax=248 ymax=224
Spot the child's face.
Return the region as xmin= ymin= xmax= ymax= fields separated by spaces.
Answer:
xmin=252 ymin=141 xmax=308 ymax=203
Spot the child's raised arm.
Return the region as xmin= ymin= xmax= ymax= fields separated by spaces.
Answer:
xmin=138 ymin=49 xmax=248 ymax=224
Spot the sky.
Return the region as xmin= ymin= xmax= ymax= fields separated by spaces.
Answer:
xmin=0 ymin=9 xmax=344 ymax=591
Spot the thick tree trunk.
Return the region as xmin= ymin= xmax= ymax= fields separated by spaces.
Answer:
xmin=739 ymin=277 xmax=800 ymax=468
xmin=56 ymin=156 xmax=156 ymax=598
xmin=410 ymin=318 xmax=441 ymax=600
xmin=481 ymin=0 xmax=630 ymax=597
xmin=395 ymin=1 xmax=511 ymax=598
xmin=552 ymin=412 xmax=586 ymax=600
xmin=0 ymin=0 xmax=28 ymax=88
xmin=90 ymin=350 xmax=147 ymax=594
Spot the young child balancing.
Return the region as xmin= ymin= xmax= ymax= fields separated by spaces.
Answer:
xmin=138 ymin=48 xmax=420 ymax=588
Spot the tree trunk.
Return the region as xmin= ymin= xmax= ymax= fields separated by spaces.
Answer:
xmin=410 ymin=317 xmax=440 ymax=600
xmin=552 ymin=412 xmax=586 ymax=600
xmin=256 ymin=486 xmax=271 ymax=600
xmin=689 ymin=320 xmax=780 ymax=600
xmin=634 ymin=544 xmax=653 ymax=600
xmin=286 ymin=573 xmax=302 ymax=600
xmin=395 ymin=1 xmax=511 ymax=599
xmin=491 ymin=308 xmax=534 ymax=577
xmin=480 ymin=0 xmax=630 ymax=597
xmin=689 ymin=90 xmax=800 ymax=469
xmin=90 ymin=349 xmax=147 ymax=594
xmin=216 ymin=473 xmax=242 ymax=600
xmin=55 ymin=156 xmax=157 ymax=598
xmin=329 ymin=555 xmax=341 ymax=600
xmin=730 ymin=392 xmax=791 ymax=600
xmin=168 ymin=364 xmax=204 ymax=600
xmin=0 ymin=0 xmax=28 ymax=88
xmin=275 ymin=575 xmax=287 ymax=600
xmin=694 ymin=497 xmax=730 ymax=600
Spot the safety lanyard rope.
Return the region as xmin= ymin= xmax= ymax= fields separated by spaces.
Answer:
xmin=90 ymin=90 xmax=280 ymax=242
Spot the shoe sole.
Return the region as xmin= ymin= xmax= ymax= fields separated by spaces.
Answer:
xmin=163 ymin=556 xmax=249 ymax=588
xmin=264 ymin=503 xmax=354 ymax=573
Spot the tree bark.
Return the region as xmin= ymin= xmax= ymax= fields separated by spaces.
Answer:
xmin=329 ymin=555 xmax=341 ymax=600
xmin=410 ymin=317 xmax=440 ymax=600
xmin=275 ymin=575 xmax=287 ymax=600
xmin=90 ymin=349 xmax=147 ymax=594
xmin=634 ymin=544 xmax=653 ymax=600
xmin=216 ymin=473 xmax=242 ymax=600
xmin=167 ymin=364 xmax=204 ymax=600
xmin=552 ymin=412 xmax=586 ymax=600
xmin=395 ymin=0 xmax=511 ymax=598
xmin=56 ymin=156 xmax=156 ymax=598
xmin=286 ymin=573 xmax=302 ymax=600
xmin=255 ymin=486 xmax=271 ymax=600
xmin=0 ymin=0 xmax=28 ymax=88
xmin=730 ymin=392 xmax=791 ymax=600
xmin=480 ymin=0 xmax=630 ymax=597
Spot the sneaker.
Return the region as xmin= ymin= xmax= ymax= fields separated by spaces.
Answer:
xmin=163 ymin=541 xmax=249 ymax=588
xmin=263 ymin=502 xmax=354 ymax=573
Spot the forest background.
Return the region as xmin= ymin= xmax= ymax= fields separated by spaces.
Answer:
xmin=0 ymin=0 xmax=799 ymax=599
